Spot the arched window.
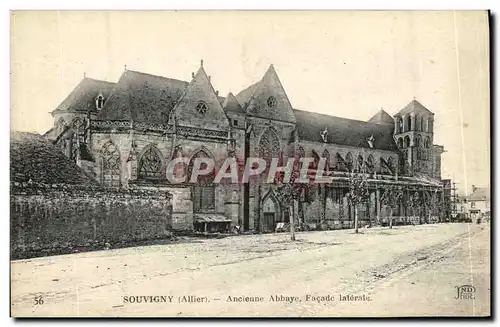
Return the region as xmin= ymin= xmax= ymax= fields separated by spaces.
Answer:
xmin=425 ymin=137 xmax=431 ymax=148
xmin=311 ymin=150 xmax=320 ymax=170
xmin=56 ymin=118 xmax=67 ymax=134
xmin=406 ymin=115 xmax=412 ymax=132
xmin=345 ymin=152 xmax=353 ymax=172
xmin=415 ymin=135 xmax=422 ymax=147
xmin=420 ymin=116 xmax=424 ymax=132
xmin=259 ymin=128 xmax=281 ymax=163
xmin=387 ymin=157 xmax=394 ymax=174
xmin=189 ymin=149 xmax=215 ymax=211
xmin=357 ymin=154 xmax=364 ymax=172
xmin=397 ymin=137 xmax=404 ymax=148
xmin=404 ymin=136 xmax=411 ymax=148
xmin=102 ymin=141 xmax=121 ymax=187
xmin=398 ymin=117 xmax=403 ymax=133
xmin=322 ymin=149 xmax=330 ymax=170
xmin=367 ymin=154 xmax=375 ymax=173
xmin=138 ymin=146 xmax=162 ymax=179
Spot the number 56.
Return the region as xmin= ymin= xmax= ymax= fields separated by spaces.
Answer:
xmin=34 ymin=296 xmax=44 ymax=305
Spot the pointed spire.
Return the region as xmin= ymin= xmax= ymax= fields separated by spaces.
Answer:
xmin=200 ymin=59 xmax=204 ymax=68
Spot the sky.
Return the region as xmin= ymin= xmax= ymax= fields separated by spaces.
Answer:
xmin=10 ymin=10 xmax=490 ymax=195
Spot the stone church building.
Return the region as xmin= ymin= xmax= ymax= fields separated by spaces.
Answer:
xmin=44 ymin=61 xmax=445 ymax=233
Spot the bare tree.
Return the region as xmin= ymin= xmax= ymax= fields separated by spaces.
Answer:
xmin=380 ymin=185 xmax=403 ymax=229
xmin=274 ymin=163 xmax=306 ymax=241
xmin=345 ymin=172 xmax=370 ymax=234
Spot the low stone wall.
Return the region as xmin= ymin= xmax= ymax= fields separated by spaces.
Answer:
xmin=10 ymin=183 xmax=173 ymax=260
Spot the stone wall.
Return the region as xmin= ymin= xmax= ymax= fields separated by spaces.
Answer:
xmin=10 ymin=183 xmax=172 ymax=260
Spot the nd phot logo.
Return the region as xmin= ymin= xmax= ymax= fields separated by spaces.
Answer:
xmin=455 ymin=285 xmax=476 ymax=300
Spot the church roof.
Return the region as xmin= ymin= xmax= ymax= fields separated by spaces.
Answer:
xmin=236 ymin=65 xmax=296 ymax=123
xmin=10 ymin=132 xmax=98 ymax=185
xmin=222 ymin=92 xmax=245 ymax=114
xmin=293 ymin=109 xmax=398 ymax=151
xmin=52 ymin=77 xmax=116 ymax=114
xmin=395 ymin=99 xmax=434 ymax=117
xmin=97 ymin=70 xmax=188 ymax=124
xmin=368 ymin=109 xmax=394 ymax=125
xmin=235 ymin=81 xmax=259 ymax=108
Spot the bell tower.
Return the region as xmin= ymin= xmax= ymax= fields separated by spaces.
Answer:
xmin=393 ymin=98 xmax=435 ymax=176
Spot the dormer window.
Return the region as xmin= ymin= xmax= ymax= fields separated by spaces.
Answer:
xmin=95 ymin=95 xmax=105 ymax=110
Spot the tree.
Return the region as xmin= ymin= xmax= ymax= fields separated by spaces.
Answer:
xmin=380 ymin=185 xmax=403 ymax=229
xmin=345 ymin=172 xmax=370 ymax=233
xmin=274 ymin=160 xmax=306 ymax=241
xmin=408 ymin=191 xmax=421 ymax=225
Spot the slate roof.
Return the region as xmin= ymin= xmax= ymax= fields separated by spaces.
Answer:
xmin=368 ymin=109 xmax=395 ymax=125
xmin=97 ymin=70 xmax=189 ymax=124
xmin=222 ymin=92 xmax=245 ymax=114
xmin=10 ymin=132 xmax=98 ymax=185
xmin=467 ymin=187 xmax=490 ymax=201
xmin=52 ymin=77 xmax=116 ymax=114
xmin=235 ymin=82 xmax=259 ymax=108
xmin=395 ymin=99 xmax=434 ymax=117
xmin=293 ymin=109 xmax=398 ymax=151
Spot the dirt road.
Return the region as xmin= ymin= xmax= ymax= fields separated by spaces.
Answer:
xmin=11 ymin=223 xmax=490 ymax=317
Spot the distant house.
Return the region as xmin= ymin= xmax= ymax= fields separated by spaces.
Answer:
xmin=465 ymin=185 xmax=490 ymax=221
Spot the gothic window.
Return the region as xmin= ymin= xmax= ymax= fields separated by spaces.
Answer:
xmin=322 ymin=149 xmax=330 ymax=169
xmin=397 ymin=137 xmax=403 ymax=148
xmin=138 ymin=146 xmax=163 ymax=179
xmin=386 ymin=156 xmax=394 ymax=174
xmin=425 ymin=137 xmax=431 ymax=148
xmin=357 ymin=154 xmax=364 ymax=172
xmin=398 ymin=117 xmax=403 ymax=133
xmin=404 ymin=135 xmax=411 ymax=148
xmin=259 ymin=128 xmax=281 ymax=163
xmin=415 ymin=135 xmax=422 ymax=147
xmin=267 ymin=96 xmax=277 ymax=108
xmin=102 ymin=141 xmax=121 ymax=187
xmin=196 ymin=101 xmax=208 ymax=115
xmin=367 ymin=154 xmax=375 ymax=173
xmin=189 ymin=149 xmax=215 ymax=212
xmin=56 ymin=118 xmax=67 ymax=133
xmin=297 ymin=146 xmax=305 ymax=159
xmin=420 ymin=116 xmax=424 ymax=132
xmin=345 ymin=152 xmax=353 ymax=172
xmin=406 ymin=115 xmax=412 ymax=132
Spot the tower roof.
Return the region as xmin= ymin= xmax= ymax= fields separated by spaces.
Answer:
xmin=368 ymin=109 xmax=394 ymax=125
xmin=395 ymin=99 xmax=434 ymax=117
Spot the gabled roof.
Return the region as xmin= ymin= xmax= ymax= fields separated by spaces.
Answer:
xmin=293 ymin=109 xmax=399 ymax=151
xmin=235 ymin=81 xmax=259 ymax=108
xmin=10 ymin=132 xmax=98 ymax=185
xmin=97 ymin=70 xmax=188 ymax=124
xmin=467 ymin=187 xmax=490 ymax=201
xmin=236 ymin=65 xmax=296 ymax=123
xmin=395 ymin=99 xmax=434 ymax=117
xmin=52 ymin=77 xmax=116 ymax=114
xmin=222 ymin=92 xmax=245 ymax=114
xmin=368 ymin=109 xmax=394 ymax=125
xmin=170 ymin=65 xmax=229 ymax=130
